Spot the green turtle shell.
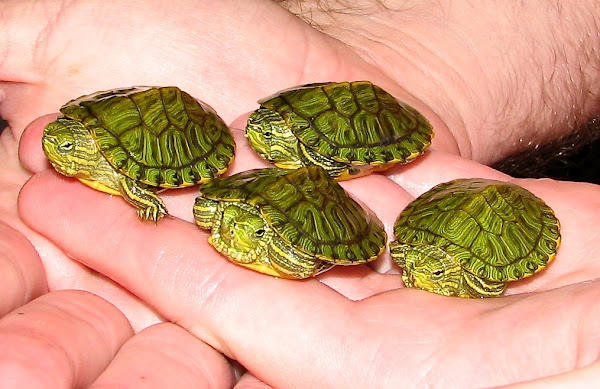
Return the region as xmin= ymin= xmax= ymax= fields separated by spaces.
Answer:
xmin=392 ymin=178 xmax=561 ymax=282
xmin=199 ymin=165 xmax=387 ymax=263
xmin=60 ymin=86 xmax=235 ymax=187
xmin=258 ymin=81 xmax=433 ymax=165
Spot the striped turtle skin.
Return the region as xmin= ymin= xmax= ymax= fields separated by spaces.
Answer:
xmin=194 ymin=165 xmax=387 ymax=279
xmin=389 ymin=179 xmax=561 ymax=298
xmin=245 ymin=81 xmax=433 ymax=180
xmin=42 ymin=86 xmax=235 ymax=221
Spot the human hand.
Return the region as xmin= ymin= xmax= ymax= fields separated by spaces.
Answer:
xmin=17 ymin=112 xmax=600 ymax=387
xmin=3 ymin=0 xmax=600 ymax=387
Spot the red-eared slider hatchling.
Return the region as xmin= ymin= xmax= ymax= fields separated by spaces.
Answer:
xmin=193 ymin=165 xmax=387 ymax=279
xmin=245 ymin=81 xmax=433 ymax=180
xmin=42 ymin=86 xmax=235 ymax=222
xmin=390 ymin=178 xmax=561 ymax=298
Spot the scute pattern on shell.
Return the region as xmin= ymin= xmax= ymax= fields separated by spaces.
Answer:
xmin=259 ymin=81 xmax=433 ymax=165
xmin=61 ymin=86 xmax=235 ymax=187
xmin=199 ymin=166 xmax=387 ymax=263
xmin=393 ymin=179 xmax=560 ymax=282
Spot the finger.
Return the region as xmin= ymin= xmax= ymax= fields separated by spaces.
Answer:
xmin=316 ymin=264 xmax=402 ymax=301
xmin=0 ymin=290 xmax=133 ymax=388
xmin=0 ymin=220 xmax=46 ymax=316
xmin=336 ymin=173 xmax=412 ymax=274
xmin=90 ymin=322 xmax=234 ymax=389
xmin=18 ymin=168 xmax=600 ymax=388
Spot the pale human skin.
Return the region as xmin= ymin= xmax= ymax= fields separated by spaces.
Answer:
xmin=1 ymin=0 xmax=600 ymax=387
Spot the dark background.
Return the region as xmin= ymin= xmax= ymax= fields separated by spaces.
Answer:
xmin=1 ymin=115 xmax=598 ymax=184
xmin=492 ymin=117 xmax=600 ymax=184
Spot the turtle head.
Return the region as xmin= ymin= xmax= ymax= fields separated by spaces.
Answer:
xmin=391 ymin=243 xmax=464 ymax=297
xmin=208 ymin=202 xmax=271 ymax=263
xmin=245 ymin=108 xmax=303 ymax=169
xmin=218 ymin=204 xmax=269 ymax=257
xmin=42 ymin=117 xmax=96 ymax=177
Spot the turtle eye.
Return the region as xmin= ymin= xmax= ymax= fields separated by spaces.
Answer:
xmin=255 ymin=228 xmax=265 ymax=237
xmin=432 ymin=269 xmax=444 ymax=277
xmin=263 ymin=131 xmax=272 ymax=139
xmin=58 ymin=140 xmax=74 ymax=153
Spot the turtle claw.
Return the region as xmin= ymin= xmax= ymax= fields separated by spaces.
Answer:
xmin=137 ymin=204 xmax=168 ymax=223
xmin=119 ymin=176 xmax=168 ymax=223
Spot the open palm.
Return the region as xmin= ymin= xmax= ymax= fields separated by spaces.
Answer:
xmin=3 ymin=0 xmax=600 ymax=387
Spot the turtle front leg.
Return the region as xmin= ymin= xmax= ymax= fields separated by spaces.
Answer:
xmin=118 ymin=176 xmax=168 ymax=222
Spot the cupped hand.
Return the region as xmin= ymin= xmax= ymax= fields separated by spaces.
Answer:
xmin=16 ymin=111 xmax=600 ymax=388
xmin=3 ymin=0 xmax=600 ymax=387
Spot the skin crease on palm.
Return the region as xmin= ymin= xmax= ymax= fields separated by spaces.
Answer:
xmin=1 ymin=0 xmax=600 ymax=388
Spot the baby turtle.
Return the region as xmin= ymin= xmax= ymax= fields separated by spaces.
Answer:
xmin=245 ymin=81 xmax=433 ymax=180
xmin=194 ymin=165 xmax=387 ymax=278
xmin=390 ymin=178 xmax=561 ymax=298
xmin=42 ymin=86 xmax=235 ymax=221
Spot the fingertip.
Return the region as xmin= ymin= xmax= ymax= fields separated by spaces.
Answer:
xmin=19 ymin=114 xmax=59 ymax=173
